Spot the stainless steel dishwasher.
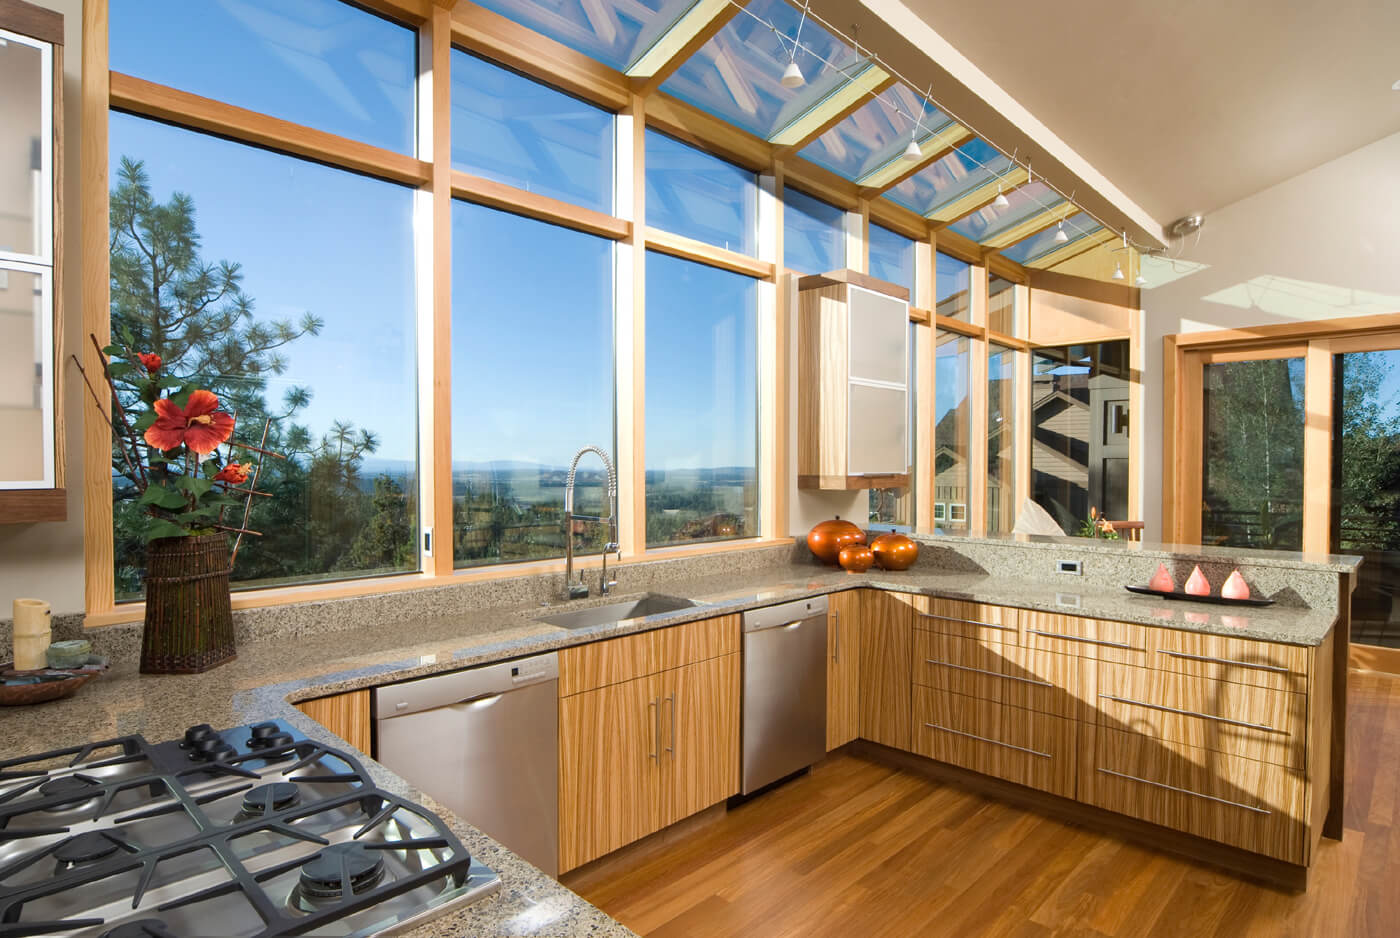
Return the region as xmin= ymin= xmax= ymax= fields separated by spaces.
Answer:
xmin=742 ymin=596 xmax=828 ymax=794
xmin=375 ymin=652 xmax=559 ymax=877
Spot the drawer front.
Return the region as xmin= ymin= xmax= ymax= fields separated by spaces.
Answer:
xmin=1148 ymin=628 xmax=1310 ymax=692
xmin=1020 ymin=611 xmax=1149 ymax=665
xmin=1083 ymin=725 xmax=1307 ymax=863
xmin=911 ymin=596 xmax=1020 ymax=647
xmin=913 ymin=687 xmax=1076 ymax=798
xmin=1097 ymin=662 xmax=1307 ymax=769
xmin=558 ymin=614 xmax=741 ymax=697
xmin=913 ymin=631 xmax=1091 ymax=719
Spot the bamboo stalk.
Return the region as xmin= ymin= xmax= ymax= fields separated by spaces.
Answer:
xmin=70 ymin=353 xmax=145 ymax=487
xmin=89 ymin=334 xmax=149 ymax=485
xmin=231 ymin=418 xmax=273 ymax=566
xmin=227 ymin=439 xmax=287 ymax=460
xmin=212 ymin=523 xmax=262 ymax=537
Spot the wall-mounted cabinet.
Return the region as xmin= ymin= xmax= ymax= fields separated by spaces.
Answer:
xmin=797 ymin=270 xmax=909 ymax=490
xmin=0 ymin=0 xmax=64 ymax=523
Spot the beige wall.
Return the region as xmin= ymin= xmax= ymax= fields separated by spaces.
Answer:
xmin=1140 ymin=129 xmax=1400 ymax=541
xmin=0 ymin=0 xmax=85 ymax=616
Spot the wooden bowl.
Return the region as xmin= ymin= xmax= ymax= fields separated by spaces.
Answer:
xmin=839 ymin=545 xmax=875 ymax=573
xmin=870 ymin=531 xmax=919 ymax=571
xmin=807 ymin=517 xmax=866 ymax=565
xmin=1 ymin=664 xmax=101 ymax=706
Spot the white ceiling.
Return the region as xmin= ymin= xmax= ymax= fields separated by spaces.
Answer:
xmin=896 ymin=0 xmax=1400 ymax=224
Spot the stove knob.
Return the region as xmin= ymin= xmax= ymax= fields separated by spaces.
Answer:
xmin=191 ymin=736 xmax=230 ymax=756
xmin=183 ymin=723 xmax=216 ymax=747
xmin=248 ymin=723 xmax=295 ymax=750
xmin=249 ymin=722 xmax=281 ymax=740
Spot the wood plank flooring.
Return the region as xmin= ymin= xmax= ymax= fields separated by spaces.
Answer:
xmin=564 ymin=670 xmax=1400 ymax=937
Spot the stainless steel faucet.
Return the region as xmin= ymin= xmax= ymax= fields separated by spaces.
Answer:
xmin=563 ymin=445 xmax=620 ymax=600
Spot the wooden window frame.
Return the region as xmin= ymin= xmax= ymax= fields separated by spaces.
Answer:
xmin=77 ymin=0 xmax=1140 ymax=623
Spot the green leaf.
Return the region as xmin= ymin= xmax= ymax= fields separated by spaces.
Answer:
xmin=176 ymin=475 xmax=213 ymax=498
xmin=134 ymin=410 xmax=157 ymax=432
xmin=203 ymin=493 xmax=242 ymax=509
xmin=102 ymin=344 xmax=121 ymax=357
xmin=145 ymin=519 xmax=190 ymax=542
xmin=175 ymin=508 xmax=220 ymax=524
xmin=107 ymin=362 xmax=136 ymax=379
xmin=156 ymin=375 xmax=183 ymax=389
xmin=139 ymin=483 xmax=186 ymax=510
xmin=168 ymin=387 xmax=196 ymax=409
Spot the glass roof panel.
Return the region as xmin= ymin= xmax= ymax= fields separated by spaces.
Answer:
xmin=1001 ymin=211 xmax=1102 ymax=264
xmin=883 ymin=139 xmax=1011 ymax=216
xmin=948 ymin=181 xmax=1062 ymax=243
xmin=660 ymin=0 xmax=870 ymax=139
xmin=471 ymin=0 xmax=700 ymax=72
xmin=797 ymin=84 xmax=953 ymax=181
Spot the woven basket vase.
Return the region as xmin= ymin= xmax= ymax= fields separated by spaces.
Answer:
xmin=141 ymin=534 xmax=236 ymax=674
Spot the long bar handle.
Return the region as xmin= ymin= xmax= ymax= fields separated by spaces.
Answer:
xmin=1156 ymin=649 xmax=1291 ymax=673
xmin=923 ymin=722 xmax=1051 ymax=759
xmin=1027 ymin=629 xmax=1134 ymax=650
xmin=924 ymin=658 xmax=1053 ymax=687
xmin=833 ymin=609 xmax=840 ymax=663
xmin=1096 ymin=768 xmax=1272 ymax=815
xmin=666 ymin=694 xmax=676 ymax=758
xmin=916 ymin=612 xmax=1016 ymax=632
xmin=1098 ymin=693 xmax=1284 ymax=733
xmin=648 ymin=697 xmax=659 ymax=761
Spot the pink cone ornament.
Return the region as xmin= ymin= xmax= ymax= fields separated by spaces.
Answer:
xmin=1221 ymin=570 xmax=1251 ymax=601
xmin=1184 ymin=565 xmax=1211 ymax=596
xmin=1148 ymin=563 xmax=1175 ymax=593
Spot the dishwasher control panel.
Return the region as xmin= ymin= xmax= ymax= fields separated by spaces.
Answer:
xmin=510 ymin=656 xmax=554 ymax=686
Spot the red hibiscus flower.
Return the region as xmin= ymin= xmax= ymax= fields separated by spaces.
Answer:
xmin=136 ymin=352 xmax=162 ymax=374
xmin=214 ymin=462 xmax=252 ymax=485
xmin=143 ymin=389 xmax=235 ymax=455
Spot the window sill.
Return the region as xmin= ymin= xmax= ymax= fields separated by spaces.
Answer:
xmin=83 ymin=536 xmax=795 ymax=628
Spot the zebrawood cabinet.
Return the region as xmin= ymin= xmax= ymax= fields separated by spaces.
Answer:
xmin=826 ymin=590 xmax=861 ymax=750
xmin=858 ymin=590 xmax=913 ymax=750
xmin=558 ymin=614 xmax=741 ymax=873
xmin=294 ymin=689 xmax=372 ymax=754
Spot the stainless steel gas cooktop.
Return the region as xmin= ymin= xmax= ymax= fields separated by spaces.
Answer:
xmin=0 ymin=721 xmax=500 ymax=937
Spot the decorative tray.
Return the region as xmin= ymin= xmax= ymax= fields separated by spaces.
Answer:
xmin=1124 ymin=585 xmax=1274 ymax=607
xmin=0 ymin=659 xmax=108 ymax=706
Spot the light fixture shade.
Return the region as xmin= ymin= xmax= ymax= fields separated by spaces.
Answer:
xmin=992 ymin=191 xmax=1010 ymax=209
xmin=1053 ymin=222 xmax=1069 ymax=244
xmin=781 ymin=60 xmax=805 ymax=88
xmin=1135 ymin=272 xmax=1148 ymax=286
xmin=902 ymin=138 xmax=922 ymax=161
xmin=1112 ymin=263 xmax=1125 ymax=281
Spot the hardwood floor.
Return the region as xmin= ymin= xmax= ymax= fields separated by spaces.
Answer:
xmin=564 ymin=670 xmax=1400 ymax=937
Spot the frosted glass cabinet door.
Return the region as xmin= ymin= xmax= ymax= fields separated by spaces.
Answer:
xmin=847 ymin=384 xmax=907 ymax=476
xmin=0 ymin=29 xmax=52 ymax=263
xmin=0 ymin=264 xmax=53 ymax=486
xmin=847 ymin=286 xmax=908 ymax=385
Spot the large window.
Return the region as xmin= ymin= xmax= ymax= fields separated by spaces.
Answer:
xmin=934 ymin=332 xmax=971 ymax=532
xmin=987 ymin=344 xmax=1018 ymax=534
xmin=784 ymin=188 xmax=845 ymax=274
xmin=645 ymin=130 xmax=756 ymax=254
xmin=935 ymin=252 xmax=970 ymax=321
xmin=108 ymin=113 xmax=419 ymax=597
xmin=110 ymin=0 xmax=417 ymax=154
xmin=1032 ymin=342 xmax=1131 ymax=534
xmin=989 ymin=276 xmax=1016 ymax=336
xmin=451 ymin=50 xmax=614 ymax=213
xmin=868 ymin=224 xmax=915 ymax=295
xmin=645 ymin=252 xmax=758 ymax=547
xmin=450 ymin=202 xmax=615 ymax=567
xmin=868 ymin=225 xmax=917 ymax=528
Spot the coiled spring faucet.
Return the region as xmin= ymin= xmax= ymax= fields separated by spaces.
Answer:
xmin=563 ymin=445 xmax=620 ymax=599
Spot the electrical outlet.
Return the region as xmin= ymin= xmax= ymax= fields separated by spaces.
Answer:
xmin=1056 ymin=592 xmax=1083 ymax=609
xmin=1057 ymin=559 xmax=1082 ymax=576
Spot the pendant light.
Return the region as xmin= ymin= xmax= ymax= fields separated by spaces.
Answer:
xmin=903 ymin=89 xmax=930 ymax=161
xmin=992 ymin=184 xmax=1010 ymax=210
xmin=1112 ymin=263 xmax=1125 ymax=281
xmin=1135 ymin=271 xmax=1148 ymax=286
xmin=1053 ymin=220 xmax=1069 ymax=243
xmin=781 ymin=3 xmax=810 ymax=88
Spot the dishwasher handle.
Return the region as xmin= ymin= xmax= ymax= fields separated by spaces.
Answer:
xmin=375 ymin=653 xmax=559 ymax=720
xmin=744 ymin=596 xmax=828 ymax=632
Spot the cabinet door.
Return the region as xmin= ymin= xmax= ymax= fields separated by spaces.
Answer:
xmin=827 ymin=590 xmax=862 ymax=749
xmin=847 ymin=383 xmax=908 ymax=476
xmin=295 ymin=690 xmax=371 ymax=754
xmin=858 ymin=590 xmax=913 ymax=750
xmin=660 ymin=653 xmax=741 ymax=828
xmin=558 ymin=673 xmax=663 ymax=872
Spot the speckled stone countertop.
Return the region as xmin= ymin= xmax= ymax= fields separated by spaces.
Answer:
xmin=0 ymin=549 xmax=1349 ymax=936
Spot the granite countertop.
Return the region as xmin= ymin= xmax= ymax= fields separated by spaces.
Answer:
xmin=1 ymin=560 xmax=1344 ymax=936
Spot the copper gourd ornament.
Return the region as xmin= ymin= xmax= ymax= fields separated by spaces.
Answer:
xmin=807 ymin=517 xmax=865 ymax=565
xmin=838 ymin=544 xmax=875 ymax=573
xmin=870 ymin=530 xmax=918 ymax=571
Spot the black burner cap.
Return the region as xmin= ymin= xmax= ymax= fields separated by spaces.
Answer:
xmin=100 ymin=919 xmax=178 ymax=938
xmin=54 ymin=831 xmax=121 ymax=866
xmin=247 ymin=722 xmax=295 ymax=750
xmin=39 ymin=775 xmax=100 ymax=808
xmin=182 ymin=723 xmax=216 ymax=746
xmin=241 ymin=782 xmax=300 ymax=816
xmin=298 ymin=842 xmax=386 ymax=900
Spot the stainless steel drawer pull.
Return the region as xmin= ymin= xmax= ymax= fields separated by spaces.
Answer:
xmin=917 ymin=612 xmax=1016 ymax=632
xmin=924 ymin=722 xmax=1051 ymax=758
xmin=1027 ymin=629 xmax=1134 ymax=650
xmin=1097 ymin=694 xmax=1283 ymax=733
xmin=648 ymin=698 xmax=659 ymax=760
xmin=833 ymin=609 xmax=840 ymax=663
xmin=925 ymin=658 xmax=1053 ymax=687
xmin=665 ymin=694 xmax=676 ymax=757
xmin=1156 ymin=649 xmax=1291 ymax=674
xmin=1096 ymin=768 xmax=1272 ymax=815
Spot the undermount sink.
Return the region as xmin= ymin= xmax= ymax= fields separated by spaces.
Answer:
xmin=536 ymin=594 xmax=697 ymax=630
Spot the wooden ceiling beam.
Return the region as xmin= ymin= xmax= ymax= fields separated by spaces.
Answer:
xmin=1023 ymin=227 xmax=1115 ymax=269
xmin=927 ymin=166 xmax=1028 ymax=226
xmin=628 ymin=0 xmax=744 ymax=94
xmin=768 ymin=67 xmax=892 ymax=149
xmin=856 ymin=121 xmax=971 ymax=196
xmin=979 ymin=202 xmax=1070 ymax=255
